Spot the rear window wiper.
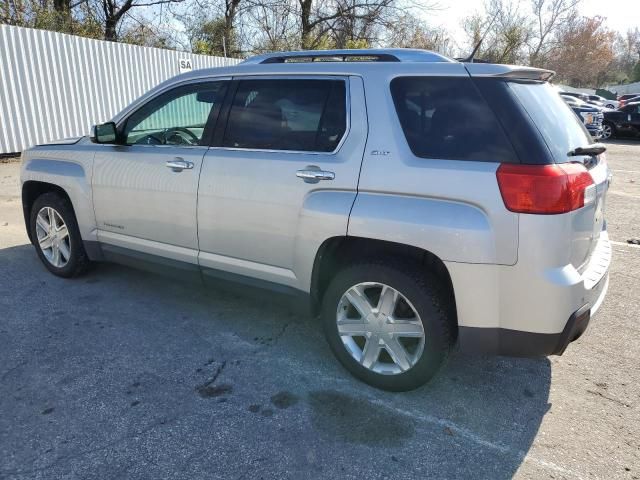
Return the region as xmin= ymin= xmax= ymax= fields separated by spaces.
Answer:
xmin=567 ymin=144 xmax=606 ymax=157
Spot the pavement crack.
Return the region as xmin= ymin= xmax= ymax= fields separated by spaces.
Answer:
xmin=195 ymin=360 xmax=232 ymax=398
xmin=0 ymin=359 xmax=27 ymax=382
xmin=0 ymin=414 xmax=181 ymax=477
xmin=273 ymin=322 xmax=291 ymax=344
xmin=202 ymin=360 xmax=227 ymax=387
xmin=586 ymin=389 xmax=632 ymax=408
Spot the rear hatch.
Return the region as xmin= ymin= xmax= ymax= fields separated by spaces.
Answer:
xmin=503 ymin=80 xmax=609 ymax=271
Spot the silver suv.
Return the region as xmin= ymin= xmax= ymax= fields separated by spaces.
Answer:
xmin=20 ymin=49 xmax=611 ymax=391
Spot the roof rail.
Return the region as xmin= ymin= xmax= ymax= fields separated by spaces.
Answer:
xmin=241 ymin=49 xmax=455 ymax=65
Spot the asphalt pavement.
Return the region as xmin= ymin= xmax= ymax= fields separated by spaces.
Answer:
xmin=0 ymin=141 xmax=638 ymax=479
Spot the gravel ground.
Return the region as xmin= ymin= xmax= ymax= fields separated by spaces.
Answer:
xmin=0 ymin=141 xmax=639 ymax=480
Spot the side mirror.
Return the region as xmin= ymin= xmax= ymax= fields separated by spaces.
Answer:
xmin=90 ymin=122 xmax=118 ymax=144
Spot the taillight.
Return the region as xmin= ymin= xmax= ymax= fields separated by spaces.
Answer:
xmin=496 ymin=163 xmax=595 ymax=214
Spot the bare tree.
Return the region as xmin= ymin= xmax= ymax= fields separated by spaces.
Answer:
xmin=528 ymin=0 xmax=580 ymax=66
xmin=462 ymin=0 xmax=532 ymax=64
xmin=91 ymin=0 xmax=184 ymax=41
xmin=612 ymin=28 xmax=640 ymax=81
xmin=385 ymin=13 xmax=451 ymax=54
xmin=244 ymin=0 xmax=297 ymax=53
xmin=295 ymin=0 xmax=397 ymax=50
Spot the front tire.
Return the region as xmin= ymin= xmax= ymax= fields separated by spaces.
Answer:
xmin=321 ymin=260 xmax=455 ymax=391
xmin=30 ymin=192 xmax=90 ymax=278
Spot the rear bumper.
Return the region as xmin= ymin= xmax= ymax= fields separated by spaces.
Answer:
xmin=458 ymin=273 xmax=608 ymax=356
xmin=451 ymin=230 xmax=611 ymax=357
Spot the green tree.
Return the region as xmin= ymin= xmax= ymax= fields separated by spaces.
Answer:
xmin=191 ymin=17 xmax=233 ymax=56
xmin=632 ymin=61 xmax=640 ymax=82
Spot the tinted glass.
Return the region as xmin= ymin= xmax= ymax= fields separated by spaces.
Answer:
xmin=223 ymin=79 xmax=346 ymax=152
xmin=507 ymin=81 xmax=592 ymax=163
xmin=390 ymin=76 xmax=517 ymax=162
xmin=124 ymin=82 xmax=226 ymax=146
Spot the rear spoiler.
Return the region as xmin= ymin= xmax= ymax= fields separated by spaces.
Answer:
xmin=464 ymin=63 xmax=555 ymax=82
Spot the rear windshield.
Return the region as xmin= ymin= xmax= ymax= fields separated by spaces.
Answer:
xmin=390 ymin=76 xmax=518 ymax=163
xmin=507 ymin=81 xmax=592 ymax=162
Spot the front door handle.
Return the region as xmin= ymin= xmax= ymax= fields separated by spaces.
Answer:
xmin=166 ymin=158 xmax=194 ymax=172
xmin=296 ymin=165 xmax=335 ymax=184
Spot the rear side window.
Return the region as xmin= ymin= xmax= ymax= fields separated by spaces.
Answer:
xmin=390 ymin=76 xmax=517 ymax=162
xmin=507 ymin=81 xmax=592 ymax=163
xmin=223 ymin=79 xmax=346 ymax=152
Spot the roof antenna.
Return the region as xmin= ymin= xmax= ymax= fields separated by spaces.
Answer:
xmin=460 ymin=11 xmax=499 ymax=63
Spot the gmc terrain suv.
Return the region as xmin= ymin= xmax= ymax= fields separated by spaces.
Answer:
xmin=20 ymin=49 xmax=611 ymax=391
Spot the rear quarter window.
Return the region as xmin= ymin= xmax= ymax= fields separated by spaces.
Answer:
xmin=507 ymin=81 xmax=592 ymax=163
xmin=390 ymin=76 xmax=518 ymax=163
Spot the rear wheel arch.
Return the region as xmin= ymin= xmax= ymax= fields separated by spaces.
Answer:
xmin=22 ymin=182 xmax=75 ymax=244
xmin=310 ymin=236 xmax=458 ymax=337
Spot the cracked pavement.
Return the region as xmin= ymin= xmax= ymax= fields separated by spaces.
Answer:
xmin=1 ymin=140 xmax=639 ymax=479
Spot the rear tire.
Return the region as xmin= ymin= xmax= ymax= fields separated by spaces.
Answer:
xmin=29 ymin=192 xmax=90 ymax=278
xmin=321 ymin=260 xmax=455 ymax=391
xmin=601 ymin=122 xmax=615 ymax=140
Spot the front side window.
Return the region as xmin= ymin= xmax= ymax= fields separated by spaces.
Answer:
xmin=123 ymin=81 xmax=227 ymax=146
xmin=223 ymin=79 xmax=346 ymax=152
xmin=390 ymin=76 xmax=517 ymax=162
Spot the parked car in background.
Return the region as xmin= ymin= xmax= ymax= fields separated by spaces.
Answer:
xmin=560 ymin=91 xmax=591 ymax=102
xmin=618 ymin=94 xmax=640 ymax=107
xmin=620 ymin=96 xmax=640 ymax=108
xmin=561 ymin=95 xmax=604 ymax=139
xmin=602 ymin=102 xmax=640 ymax=140
xmin=560 ymin=91 xmax=605 ymax=108
xmin=586 ymin=95 xmax=618 ymax=109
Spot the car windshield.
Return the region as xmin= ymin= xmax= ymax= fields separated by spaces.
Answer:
xmin=509 ymin=81 xmax=592 ymax=162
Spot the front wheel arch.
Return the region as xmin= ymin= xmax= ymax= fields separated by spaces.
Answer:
xmin=29 ymin=191 xmax=90 ymax=277
xmin=22 ymin=181 xmax=75 ymax=245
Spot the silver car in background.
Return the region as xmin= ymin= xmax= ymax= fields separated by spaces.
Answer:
xmin=20 ymin=49 xmax=611 ymax=390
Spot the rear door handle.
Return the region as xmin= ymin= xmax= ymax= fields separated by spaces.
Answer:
xmin=296 ymin=165 xmax=335 ymax=183
xmin=166 ymin=158 xmax=194 ymax=172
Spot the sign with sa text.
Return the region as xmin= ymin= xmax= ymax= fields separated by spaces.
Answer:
xmin=179 ymin=58 xmax=193 ymax=73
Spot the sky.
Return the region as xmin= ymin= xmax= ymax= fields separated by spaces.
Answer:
xmin=423 ymin=0 xmax=640 ymax=54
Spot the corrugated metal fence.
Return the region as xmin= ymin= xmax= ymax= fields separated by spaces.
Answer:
xmin=0 ymin=25 xmax=240 ymax=154
xmin=605 ymin=81 xmax=640 ymax=96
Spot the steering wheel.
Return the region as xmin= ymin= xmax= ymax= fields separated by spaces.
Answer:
xmin=135 ymin=133 xmax=164 ymax=145
xmin=162 ymin=127 xmax=199 ymax=146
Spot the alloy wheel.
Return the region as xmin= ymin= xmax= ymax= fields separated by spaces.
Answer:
xmin=601 ymin=124 xmax=613 ymax=140
xmin=336 ymin=282 xmax=425 ymax=375
xmin=35 ymin=206 xmax=71 ymax=268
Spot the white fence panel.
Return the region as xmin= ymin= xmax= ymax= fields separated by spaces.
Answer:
xmin=0 ymin=25 xmax=240 ymax=154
